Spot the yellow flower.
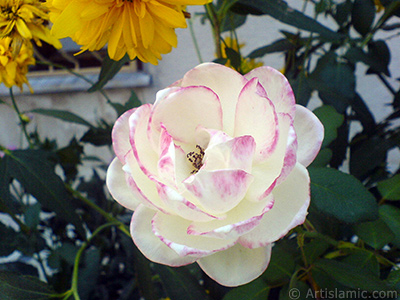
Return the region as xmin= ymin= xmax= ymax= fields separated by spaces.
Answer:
xmin=0 ymin=37 xmax=35 ymax=91
xmin=45 ymin=0 xmax=211 ymax=64
xmin=220 ymin=37 xmax=263 ymax=74
xmin=0 ymin=0 xmax=62 ymax=55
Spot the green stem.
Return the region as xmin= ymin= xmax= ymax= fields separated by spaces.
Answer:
xmin=65 ymin=184 xmax=131 ymax=237
xmin=188 ymin=18 xmax=203 ymax=64
xmin=302 ymin=231 xmax=340 ymax=247
xmin=205 ymin=3 xmax=223 ymax=59
xmin=9 ymin=88 xmax=33 ymax=148
xmin=71 ymin=222 xmax=119 ymax=300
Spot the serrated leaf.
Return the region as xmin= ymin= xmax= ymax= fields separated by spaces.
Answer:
xmin=309 ymin=167 xmax=379 ymax=223
xmin=314 ymin=259 xmax=390 ymax=292
xmin=109 ymin=90 xmax=142 ymax=117
xmin=378 ymin=174 xmax=400 ymax=201
xmin=0 ymin=271 xmax=56 ymax=300
xmin=30 ymin=109 xmax=93 ymax=128
xmin=2 ymin=150 xmax=85 ymax=238
xmin=153 ymin=265 xmax=211 ymax=300
xmin=88 ymin=54 xmax=130 ymax=92
xmin=225 ymin=47 xmax=242 ymax=71
xmin=313 ymin=105 xmax=344 ymax=147
xmin=232 ymin=0 xmax=345 ymax=41
xmin=223 ymin=278 xmax=269 ymax=300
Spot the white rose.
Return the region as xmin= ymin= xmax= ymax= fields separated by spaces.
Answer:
xmin=106 ymin=62 xmax=324 ymax=286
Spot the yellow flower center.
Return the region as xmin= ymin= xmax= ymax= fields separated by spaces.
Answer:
xmin=187 ymin=145 xmax=205 ymax=174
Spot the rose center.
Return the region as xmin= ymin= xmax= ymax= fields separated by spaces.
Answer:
xmin=186 ymin=145 xmax=204 ymax=174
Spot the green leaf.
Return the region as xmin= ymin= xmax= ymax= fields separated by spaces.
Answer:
xmin=221 ymin=9 xmax=247 ymax=32
xmin=279 ymin=279 xmax=309 ymax=300
xmin=309 ymin=167 xmax=379 ymax=223
xmin=78 ymin=248 xmax=100 ymax=300
xmin=314 ymin=259 xmax=390 ymax=292
xmin=378 ymin=174 xmax=400 ymax=201
xmin=248 ymin=38 xmax=301 ymax=58
xmin=367 ymin=40 xmax=391 ymax=76
xmin=386 ymin=269 xmax=400 ymax=292
xmin=309 ymin=53 xmax=355 ymax=113
xmin=88 ymin=53 xmax=130 ymax=92
xmin=24 ymin=202 xmax=41 ymax=229
xmin=350 ymin=134 xmax=395 ymax=179
xmin=0 ymin=271 xmax=56 ymax=300
xmin=222 ymin=278 xmax=269 ymax=300
xmin=313 ymin=105 xmax=344 ymax=148
xmin=345 ymin=45 xmax=390 ymax=76
xmin=2 ymin=150 xmax=85 ymax=238
xmin=302 ymin=239 xmax=331 ymax=264
xmin=153 ymin=265 xmax=212 ymax=300
xmin=262 ymin=244 xmax=296 ymax=285
xmin=225 ymin=47 xmax=242 ymax=71
xmin=289 ymin=72 xmax=312 ymax=107
xmin=30 ymin=109 xmax=93 ymax=127
xmin=309 ymin=148 xmax=332 ymax=168
xmin=80 ymin=124 xmax=112 ymax=146
xmin=108 ymin=90 xmax=142 ymax=117
xmin=342 ymin=250 xmax=379 ymax=277
xmin=0 ymin=223 xmax=19 ymax=257
xmin=232 ymin=0 xmax=344 ymax=41
xmin=379 ymin=204 xmax=400 ymax=247
xmin=355 ymin=218 xmax=394 ymax=249
xmin=352 ymin=0 xmax=376 ymax=36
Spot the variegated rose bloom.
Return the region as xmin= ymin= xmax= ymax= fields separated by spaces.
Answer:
xmin=106 ymin=62 xmax=323 ymax=286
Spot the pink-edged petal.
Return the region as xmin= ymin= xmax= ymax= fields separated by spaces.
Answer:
xmin=156 ymin=183 xmax=219 ymax=222
xmin=106 ymin=157 xmax=140 ymax=211
xmin=131 ymin=205 xmax=198 ymax=266
xmin=112 ymin=108 xmax=136 ymax=162
xmin=294 ymin=104 xmax=324 ymax=167
xmin=197 ymin=243 xmax=272 ymax=287
xmin=234 ymin=78 xmax=279 ymax=162
xmin=149 ymin=86 xmax=223 ymax=146
xmin=203 ymin=134 xmax=256 ymax=173
xmin=180 ymin=62 xmax=248 ymax=136
xmin=187 ymin=194 xmax=274 ymax=240
xmin=239 ymin=163 xmax=310 ymax=249
xmin=275 ymin=113 xmax=297 ymax=185
xmin=245 ymin=113 xmax=293 ymax=201
xmin=152 ymin=211 xmax=236 ymax=257
xmin=157 ymin=125 xmax=177 ymax=186
xmin=245 ymin=66 xmax=296 ymax=117
xmin=124 ymin=150 xmax=171 ymax=214
xmin=129 ymin=104 xmax=159 ymax=177
xmin=184 ymin=169 xmax=254 ymax=215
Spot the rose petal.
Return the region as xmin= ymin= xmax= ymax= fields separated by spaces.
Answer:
xmin=234 ymin=78 xmax=278 ymax=162
xmin=239 ymin=163 xmax=310 ymax=249
xmin=129 ymin=104 xmax=159 ymax=178
xmin=245 ymin=66 xmax=296 ymax=117
xmin=294 ymin=104 xmax=324 ymax=167
xmin=179 ymin=62 xmax=248 ymax=136
xmin=184 ymin=169 xmax=254 ymax=215
xmin=131 ymin=205 xmax=197 ymax=266
xmin=245 ymin=113 xmax=294 ymax=201
xmin=112 ymin=108 xmax=137 ymax=163
xmin=106 ymin=157 xmax=141 ymax=211
xmin=149 ymin=86 xmax=223 ymax=146
xmin=152 ymin=212 xmax=236 ymax=257
xmin=157 ymin=125 xmax=177 ymax=186
xmin=197 ymin=243 xmax=272 ymax=287
xmin=202 ymin=134 xmax=256 ymax=173
xmin=187 ymin=194 xmax=274 ymax=240
xmin=156 ymin=183 xmax=219 ymax=222
xmin=123 ymin=150 xmax=170 ymax=213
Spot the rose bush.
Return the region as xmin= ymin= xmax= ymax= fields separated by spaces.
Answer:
xmin=106 ymin=62 xmax=324 ymax=286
